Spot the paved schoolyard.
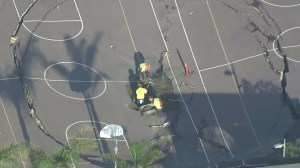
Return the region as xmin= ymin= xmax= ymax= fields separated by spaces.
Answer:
xmin=0 ymin=0 xmax=300 ymax=167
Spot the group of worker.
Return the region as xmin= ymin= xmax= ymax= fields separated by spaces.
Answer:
xmin=135 ymin=62 xmax=163 ymax=113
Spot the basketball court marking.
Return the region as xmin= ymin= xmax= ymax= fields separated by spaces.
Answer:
xmin=206 ymin=0 xmax=264 ymax=154
xmin=44 ymin=62 xmax=107 ymax=100
xmin=66 ymin=120 xmax=130 ymax=168
xmin=0 ymin=96 xmax=17 ymax=142
xmin=65 ymin=120 xmax=130 ymax=149
xmin=118 ymin=0 xmax=137 ymax=52
xmin=261 ymin=0 xmax=300 ymax=8
xmin=0 ymin=38 xmax=299 ymax=82
xmin=0 ymin=96 xmax=27 ymax=168
xmin=67 ymin=137 xmax=127 ymax=142
xmin=174 ymin=0 xmax=234 ymax=158
xmin=200 ymin=43 xmax=300 ymax=72
xmin=150 ymin=0 xmax=210 ymax=164
xmin=273 ymin=26 xmax=300 ymax=63
xmin=23 ymin=19 xmax=81 ymax=23
xmin=12 ymin=0 xmax=83 ymax=41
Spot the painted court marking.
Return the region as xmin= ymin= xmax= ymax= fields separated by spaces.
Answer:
xmin=23 ymin=19 xmax=81 ymax=23
xmin=261 ymin=0 xmax=300 ymax=8
xmin=12 ymin=0 xmax=83 ymax=41
xmin=206 ymin=0 xmax=264 ymax=154
xmin=273 ymin=26 xmax=300 ymax=63
xmin=0 ymin=42 xmax=299 ymax=82
xmin=44 ymin=62 xmax=107 ymax=100
xmin=175 ymin=0 xmax=234 ymax=158
xmin=150 ymin=0 xmax=210 ymax=164
xmin=118 ymin=0 xmax=137 ymax=52
xmin=66 ymin=120 xmax=130 ymax=168
xmin=0 ymin=96 xmax=27 ymax=168
xmin=0 ymin=96 xmax=17 ymax=142
xmin=66 ymin=120 xmax=130 ymax=149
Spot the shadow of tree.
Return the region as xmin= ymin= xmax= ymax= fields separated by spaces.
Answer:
xmin=161 ymin=78 xmax=297 ymax=167
xmin=45 ymin=33 xmax=111 ymax=160
xmin=0 ymin=37 xmax=50 ymax=142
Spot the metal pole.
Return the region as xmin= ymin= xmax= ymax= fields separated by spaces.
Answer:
xmin=114 ymin=137 xmax=118 ymax=168
xmin=283 ymin=138 xmax=286 ymax=158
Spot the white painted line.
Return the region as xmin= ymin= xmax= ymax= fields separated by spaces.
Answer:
xmin=65 ymin=120 xmax=130 ymax=150
xmin=273 ymin=26 xmax=300 ymax=63
xmin=206 ymin=0 xmax=265 ymax=154
xmin=43 ymin=62 xmax=107 ymax=100
xmin=0 ymin=45 xmax=298 ymax=82
xmin=66 ymin=137 xmax=127 ymax=142
xmin=199 ymin=52 xmax=264 ymax=72
xmin=261 ymin=0 xmax=300 ymax=7
xmin=0 ymin=40 xmax=298 ymax=81
xmin=0 ymin=97 xmax=26 ymax=168
xmin=150 ymin=0 xmax=210 ymax=164
xmin=175 ymin=0 xmax=234 ymax=158
xmin=12 ymin=0 xmax=83 ymax=41
xmin=0 ymin=77 xmax=19 ymax=80
xmin=66 ymin=121 xmax=130 ymax=168
xmin=118 ymin=0 xmax=137 ymax=52
xmin=0 ymin=76 xmax=135 ymax=83
xmin=0 ymin=96 xmax=17 ymax=142
xmin=23 ymin=19 xmax=81 ymax=23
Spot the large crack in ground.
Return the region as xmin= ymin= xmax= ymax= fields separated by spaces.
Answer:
xmin=9 ymin=0 xmax=71 ymax=145
xmin=221 ymin=1 xmax=295 ymax=110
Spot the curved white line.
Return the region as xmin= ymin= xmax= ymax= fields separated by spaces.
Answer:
xmin=261 ymin=0 xmax=300 ymax=7
xmin=0 ymin=76 xmax=134 ymax=83
xmin=65 ymin=120 xmax=129 ymax=168
xmin=0 ymin=44 xmax=299 ymax=82
xmin=175 ymin=0 xmax=234 ymax=158
xmin=206 ymin=0 xmax=265 ymax=154
xmin=43 ymin=62 xmax=107 ymax=100
xmin=273 ymin=26 xmax=300 ymax=63
xmin=65 ymin=120 xmax=129 ymax=150
xmin=23 ymin=19 xmax=81 ymax=23
xmin=150 ymin=0 xmax=210 ymax=164
xmin=12 ymin=0 xmax=83 ymax=41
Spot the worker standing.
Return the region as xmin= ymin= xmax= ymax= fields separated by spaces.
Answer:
xmin=139 ymin=63 xmax=151 ymax=82
xmin=136 ymin=84 xmax=148 ymax=105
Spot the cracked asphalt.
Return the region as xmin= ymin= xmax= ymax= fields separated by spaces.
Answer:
xmin=1 ymin=0 xmax=300 ymax=167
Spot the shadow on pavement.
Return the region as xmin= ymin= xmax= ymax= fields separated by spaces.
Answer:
xmin=161 ymin=78 xmax=298 ymax=168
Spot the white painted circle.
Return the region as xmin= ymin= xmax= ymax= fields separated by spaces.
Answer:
xmin=261 ymin=0 xmax=300 ymax=7
xmin=44 ymin=62 xmax=106 ymax=100
xmin=12 ymin=0 xmax=83 ymax=41
xmin=273 ymin=26 xmax=300 ymax=63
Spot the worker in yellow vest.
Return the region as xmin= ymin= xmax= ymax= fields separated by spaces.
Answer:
xmin=136 ymin=84 xmax=148 ymax=105
xmin=139 ymin=97 xmax=163 ymax=113
xmin=139 ymin=63 xmax=151 ymax=82
xmin=153 ymin=97 xmax=163 ymax=110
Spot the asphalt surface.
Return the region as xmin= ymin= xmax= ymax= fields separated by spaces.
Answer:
xmin=1 ymin=0 xmax=300 ymax=167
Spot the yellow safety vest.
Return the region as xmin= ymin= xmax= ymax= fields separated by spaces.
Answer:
xmin=139 ymin=63 xmax=147 ymax=72
xmin=153 ymin=98 xmax=162 ymax=110
xmin=136 ymin=87 xmax=147 ymax=99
